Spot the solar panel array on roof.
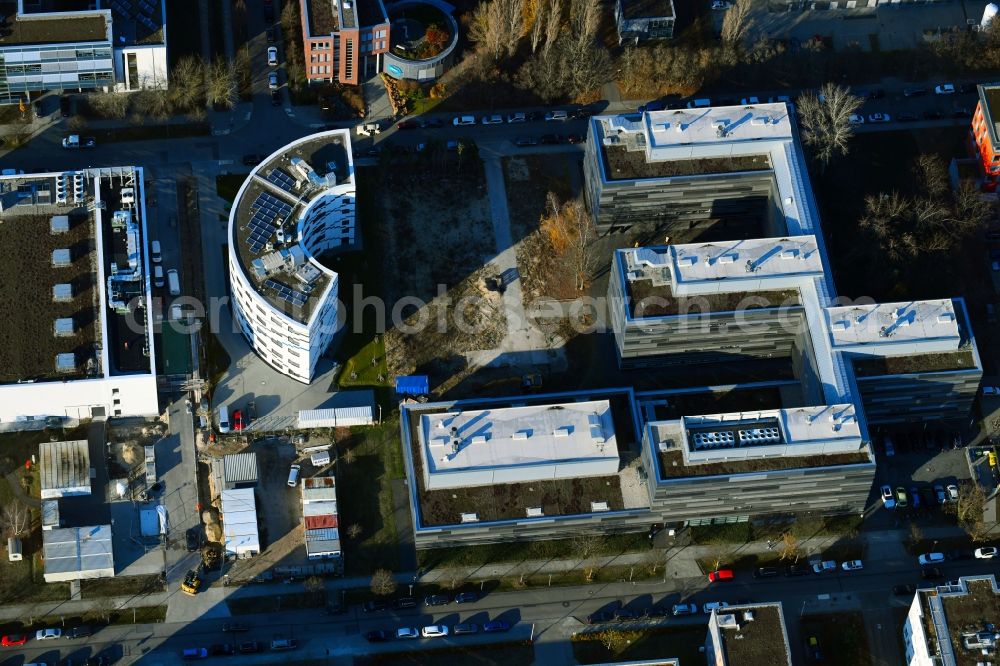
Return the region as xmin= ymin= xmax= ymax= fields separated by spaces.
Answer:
xmin=263 ymin=278 xmax=308 ymax=308
xmin=246 ymin=192 xmax=293 ymax=254
xmin=266 ymin=168 xmax=298 ymax=196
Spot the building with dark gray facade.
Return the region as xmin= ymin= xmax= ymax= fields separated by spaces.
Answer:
xmin=615 ymin=0 xmax=675 ymax=45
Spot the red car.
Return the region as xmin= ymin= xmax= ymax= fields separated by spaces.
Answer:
xmin=708 ymin=569 xmax=735 ymax=583
xmin=232 ymin=410 xmax=244 ymax=432
xmin=1 ymin=634 xmax=27 ymax=647
xmin=397 ymin=120 xmax=419 ymax=130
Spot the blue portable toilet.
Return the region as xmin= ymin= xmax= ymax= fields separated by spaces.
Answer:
xmin=395 ymin=375 xmax=429 ymax=396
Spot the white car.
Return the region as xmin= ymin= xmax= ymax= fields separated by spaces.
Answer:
xmin=507 ymin=112 xmax=526 ymax=123
xmin=868 ymin=112 xmax=891 ymax=123
xmin=848 ymin=113 xmax=865 ymax=125
xmin=741 ymin=96 xmax=760 ymax=105
xmin=812 ymin=560 xmax=837 ymax=573
xmin=935 ymin=83 xmax=956 ymax=95
xmin=453 ymin=115 xmax=476 ymax=126
xmin=421 ymin=625 xmax=449 ymax=638
xmin=703 ymin=601 xmax=729 ymax=614
xmin=396 ymin=627 xmax=420 ymax=639
xmin=841 ymin=560 xmax=864 ymax=571
xmin=947 ymin=484 xmax=959 ymax=502
xmin=934 ymin=484 xmax=947 ymax=504
xmin=918 ymin=552 xmax=945 ymax=565
xmin=544 ymin=110 xmax=568 ymax=121
xmin=150 ymin=240 xmax=162 ymax=264
xmin=267 ymin=46 xmax=278 ymax=66
xmin=482 ymin=114 xmax=503 ymax=125
xmin=268 ymin=72 xmax=278 ymax=90
xmin=35 ymin=628 xmax=61 ymax=640
xmin=975 ymin=547 xmax=999 ymax=559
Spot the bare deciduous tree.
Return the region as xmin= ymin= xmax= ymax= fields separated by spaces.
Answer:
xmin=206 ymin=58 xmax=238 ymax=110
xmin=778 ymin=532 xmax=799 ymax=561
xmin=955 ymin=482 xmax=990 ymax=541
xmin=574 ymin=533 xmax=605 ymax=581
xmin=1 ymin=501 xmax=29 ymax=538
xmin=470 ymin=0 xmax=524 ymax=61
xmin=168 ymin=56 xmax=206 ymax=112
xmin=721 ymin=0 xmax=754 ymax=47
xmin=530 ymin=3 xmax=546 ymax=52
xmin=544 ymin=0 xmax=562 ymax=52
xmin=346 ymin=523 xmax=363 ymax=539
xmin=370 ymin=568 xmax=397 ymax=597
xmin=540 ymin=193 xmax=599 ymax=290
xmin=798 ymin=83 xmax=863 ymax=168
xmin=569 ymin=0 xmax=600 ymax=45
xmin=89 ymin=92 xmax=130 ymax=120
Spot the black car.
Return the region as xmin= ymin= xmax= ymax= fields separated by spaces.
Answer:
xmin=754 ymin=566 xmax=780 ymax=578
xmin=392 ymin=597 xmax=417 ymax=609
xmin=566 ymin=133 xmax=584 ymax=144
xmin=455 ymin=592 xmax=478 ymax=604
xmin=896 ymin=112 xmax=919 ymax=122
xmin=786 ymin=564 xmax=811 ymax=577
xmin=514 ymin=136 xmax=538 ymax=147
xmin=586 ymin=611 xmax=614 ymax=624
xmin=923 ymin=110 xmax=944 ymax=120
xmin=540 ymin=133 xmax=559 ymax=145
xmin=892 ymin=584 xmax=916 ymax=595
xmin=424 ymin=594 xmax=450 ymax=606
xmin=921 ymin=566 xmax=944 ymax=580
xmin=60 ymin=95 xmax=72 ymax=117
xmin=904 ymin=87 xmax=929 ymax=97
xmin=267 ymin=28 xmax=276 ymax=43
xmin=361 ymin=600 xmax=387 ymax=613
xmin=185 ymin=528 xmax=201 ymax=552
xmin=527 ymin=111 xmax=544 ymax=121
xmin=421 ymin=118 xmax=445 ymax=129
xmin=646 ymin=606 xmax=669 ymax=618
xmin=271 ymin=90 xmax=281 ymax=106
xmin=238 ymin=641 xmax=260 ymax=654
xmin=66 ymin=626 xmax=92 ymax=639
xmin=209 ymin=644 xmax=235 ymax=656
xmin=365 ymin=630 xmax=391 ymax=642
xmin=947 ymin=549 xmax=972 ymax=561
xmin=613 ymin=608 xmax=637 ymax=621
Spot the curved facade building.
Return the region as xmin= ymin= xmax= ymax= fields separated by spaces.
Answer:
xmin=227 ymin=130 xmax=357 ymax=384
xmin=382 ymin=0 xmax=458 ymax=82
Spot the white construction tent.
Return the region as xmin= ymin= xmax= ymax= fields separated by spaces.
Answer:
xmin=297 ymin=406 xmax=374 ymax=428
xmin=220 ymin=488 xmax=260 ymax=558
xmin=42 ymin=525 xmax=114 ymax=582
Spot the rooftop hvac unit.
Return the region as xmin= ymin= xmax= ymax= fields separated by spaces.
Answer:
xmin=526 ymin=507 xmax=544 ymax=517
xmin=512 ymin=430 xmax=530 ymax=441
xmin=460 ymin=512 xmax=479 ymax=523
xmin=470 ymin=435 xmax=488 ymax=444
xmin=50 ymin=215 xmax=69 ymax=234
xmin=72 ymin=173 xmax=84 ymax=203
xmin=553 ymin=427 xmax=571 ymax=438
xmin=590 ymin=501 xmax=610 ymax=512
xmin=743 ymin=610 xmax=755 ymax=621
xmin=52 ymin=249 xmax=71 ymax=267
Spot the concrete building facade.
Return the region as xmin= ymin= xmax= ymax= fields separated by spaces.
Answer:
xmin=615 ymin=0 xmax=675 ymax=44
xmin=299 ymin=0 xmax=390 ymax=85
xmin=227 ymin=130 xmax=357 ymax=384
xmin=903 ymin=575 xmax=1000 ymax=665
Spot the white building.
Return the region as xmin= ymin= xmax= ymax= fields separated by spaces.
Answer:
xmin=0 ymin=168 xmax=159 ymax=423
xmin=417 ymin=400 xmax=620 ymax=491
xmin=227 ymin=130 xmax=357 ymax=383
xmin=903 ymin=575 xmax=1000 ymax=665
xmin=42 ymin=525 xmax=114 ymax=582
xmin=705 ymin=603 xmax=793 ymax=666
xmin=220 ymin=488 xmax=261 ymax=558
xmin=39 ymin=440 xmax=91 ymax=499
xmin=0 ymin=0 xmax=168 ymax=106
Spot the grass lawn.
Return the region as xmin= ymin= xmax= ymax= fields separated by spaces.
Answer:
xmin=338 ymin=418 xmax=406 ymax=575
xmin=215 ymin=173 xmax=249 ymax=204
xmin=418 ymin=532 xmax=652 ymax=570
xmin=572 ymin=625 xmax=708 ymax=664
xmin=690 ymin=522 xmax=753 ymax=545
xmin=355 ymin=641 xmax=534 ymax=665
xmin=0 ymin=605 xmax=166 ymax=633
xmin=80 ymin=574 xmax=164 ymax=597
xmin=800 ymin=612 xmax=872 ymax=666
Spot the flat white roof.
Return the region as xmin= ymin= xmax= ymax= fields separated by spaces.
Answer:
xmin=42 ymin=525 xmax=113 ymax=581
xmin=221 ymin=488 xmax=260 ymax=556
xmin=39 ymin=440 xmax=91 ymax=498
xmin=419 ymin=400 xmax=620 ymax=490
xmin=825 ymin=300 xmax=961 ymax=351
xmin=644 ymin=104 xmax=793 ymax=149
xmin=684 ymin=404 xmax=860 ymax=446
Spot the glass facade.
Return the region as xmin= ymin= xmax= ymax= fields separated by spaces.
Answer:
xmin=0 ymin=41 xmax=114 ymax=105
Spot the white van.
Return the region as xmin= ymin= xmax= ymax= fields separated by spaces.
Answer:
xmin=544 ymin=110 xmax=568 ymax=121
xmin=287 ymin=464 xmax=301 ymax=487
xmin=150 ymin=240 xmax=162 ymax=263
xmin=686 ymin=98 xmax=711 ymax=109
xmin=153 ymin=265 xmax=164 ymax=288
xmin=217 ymin=405 xmax=231 ymax=434
xmin=167 ymin=269 xmax=180 ymax=296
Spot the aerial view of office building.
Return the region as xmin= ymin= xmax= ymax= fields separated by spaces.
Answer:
xmin=227 ymin=130 xmax=357 ymax=384
xmin=0 ymin=0 xmax=168 ymax=106
xmin=903 ymin=575 xmax=1000 ymax=665
xmin=615 ymin=0 xmax=675 ymax=45
xmin=0 ymin=168 xmax=158 ymax=422
xmin=705 ymin=603 xmax=793 ymax=666
xmin=298 ymin=0 xmax=390 ymax=85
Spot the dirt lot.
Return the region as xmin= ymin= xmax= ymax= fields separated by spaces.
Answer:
xmin=371 ymin=160 xmax=508 ymax=382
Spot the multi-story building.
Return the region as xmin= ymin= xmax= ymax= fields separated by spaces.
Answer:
xmin=615 ymin=0 xmax=675 ymax=45
xmin=903 ymin=575 xmax=1000 ymax=665
xmin=970 ymin=84 xmax=1000 ymax=191
xmin=0 ymin=167 xmax=159 ymax=422
xmin=0 ymin=0 xmax=168 ymax=105
xmin=299 ymin=0 xmax=390 ymax=85
xmin=705 ymin=603 xmax=793 ymax=666
xmin=227 ymin=130 xmax=357 ymax=384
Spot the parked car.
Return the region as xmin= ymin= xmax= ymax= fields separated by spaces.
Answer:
xmin=614 ymin=608 xmax=637 ymax=621
xmin=897 ymin=112 xmax=919 ymax=122
xmin=544 ymin=110 xmax=568 ymax=121
xmin=182 ymin=648 xmax=209 ymax=660
xmin=884 ymin=435 xmax=895 ymax=457
xmin=639 ymin=99 xmax=668 ymax=113
xmin=454 ymin=592 xmax=478 ymax=603
xmin=868 ymin=112 xmax=891 ymax=123
xmin=267 ymin=46 xmax=278 ymax=66
xmin=222 ymin=623 xmax=247 ymax=633
xmin=507 ymin=112 xmax=526 ymax=123
xmin=396 ymin=119 xmax=419 ymax=130
xmin=209 ymin=644 xmax=235 ymax=656
xmin=740 ymin=96 xmax=760 ymax=105
xmin=918 ymin=552 xmax=946 ymax=565
xmin=238 ymin=641 xmax=260 ymax=654
xmin=708 ymin=569 xmax=735 ymax=582
xmin=910 ymin=487 xmax=921 ymax=509
xmin=270 ymin=638 xmax=297 ymax=651
xmin=786 ymin=564 xmax=811 ymax=577
xmin=921 ymin=566 xmax=944 ymax=580
xmin=539 ymin=133 xmax=560 ymax=144
xmin=420 ymin=118 xmax=444 ymax=128
xmin=362 ymin=600 xmax=387 ymax=613
xmin=453 ymin=115 xmax=476 ymax=126
xmin=421 ymin=625 xmax=449 ymax=638
xmin=483 ymin=620 xmax=511 ymax=633
xmin=754 ymin=566 xmax=780 ymax=578
xmin=267 ymin=27 xmax=276 ymax=42
xmin=365 ymin=630 xmax=391 ymax=643
xmin=923 ymin=110 xmax=944 ymax=120
xmin=841 ymin=560 xmax=864 ymax=571
xmin=935 ymin=83 xmax=956 ymax=95
xmin=392 ymin=597 xmax=417 ymax=609
xmin=453 ymin=623 xmax=479 ymax=635
xmin=242 ymin=154 xmax=263 ymax=167
xmin=268 ymin=72 xmax=278 ymax=90
xmin=397 ymin=628 xmax=420 ymax=640
xmin=672 ymin=603 xmax=698 ymax=615
xmin=586 ymin=610 xmax=614 ymax=624
xmin=703 ymin=601 xmax=730 ymax=614
xmin=424 ymin=595 xmax=450 ymax=606
xmin=812 ymin=560 xmax=837 ymax=574
xmin=903 ymin=87 xmax=928 ymax=97
xmin=35 ymin=628 xmax=61 ymax=641
xmin=975 ymin=547 xmax=998 ymax=559
xmin=66 ymin=626 xmax=92 ymax=639
xmin=848 ymin=113 xmax=864 ymax=125
xmin=896 ymin=487 xmax=908 ymax=508
xmin=232 ymin=410 xmax=244 ymax=432
xmin=892 ymin=584 xmax=916 ymax=596
xmin=948 ymin=548 xmax=972 ymax=561
xmin=1 ymin=634 xmax=28 ymax=647
xmin=947 ymin=484 xmax=960 ymax=502
xmin=515 ymin=136 xmax=539 ymax=147
xmin=935 ymin=485 xmax=947 ymax=505
xmin=880 ymin=485 xmax=894 ymax=505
